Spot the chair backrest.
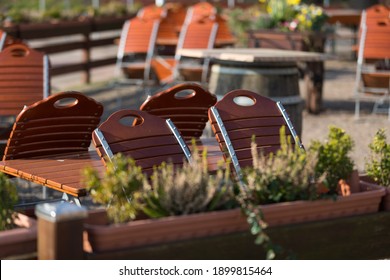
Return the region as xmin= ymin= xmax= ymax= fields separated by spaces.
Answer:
xmin=140 ymin=83 xmax=217 ymax=141
xmin=3 ymin=92 xmax=104 ymax=160
xmin=137 ymin=4 xmax=167 ymax=20
xmin=185 ymin=2 xmax=217 ymax=24
xmin=0 ymin=43 xmax=50 ymax=117
xmin=176 ymin=20 xmax=218 ymax=58
xmin=214 ymin=15 xmax=236 ymax=47
xmin=92 ymin=110 xmax=191 ymax=176
xmin=357 ymin=10 xmax=390 ymax=61
xmin=117 ymin=17 xmax=160 ymax=82
xmin=208 ymin=90 xmax=303 ymax=179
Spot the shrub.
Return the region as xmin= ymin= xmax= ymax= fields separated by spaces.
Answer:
xmin=0 ymin=173 xmax=18 ymax=231
xmin=365 ymin=129 xmax=390 ymax=187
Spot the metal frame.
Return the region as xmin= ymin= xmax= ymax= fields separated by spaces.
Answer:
xmin=43 ymin=55 xmax=50 ymax=98
xmin=0 ymin=31 xmax=6 ymax=51
xmin=276 ymin=101 xmax=304 ymax=150
xmin=93 ymin=128 xmax=115 ymax=162
xmin=166 ymin=119 xmax=192 ymax=163
xmin=210 ymin=106 xmax=243 ymax=183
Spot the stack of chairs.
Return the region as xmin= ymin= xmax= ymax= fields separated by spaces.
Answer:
xmin=354 ymin=4 xmax=390 ymax=120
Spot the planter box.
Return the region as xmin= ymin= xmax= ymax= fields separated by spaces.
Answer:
xmin=84 ymin=181 xmax=385 ymax=253
xmin=0 ymin=213 xmax=37 ymax=259
xmin=359 ymin=174 xmax=390 ymax=211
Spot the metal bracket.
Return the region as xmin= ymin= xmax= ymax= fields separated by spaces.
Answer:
xmin=210 ymin=107 xmax=243 ymax=183
xmin=276 ymin=102 xmax=304 ymax=150
xmin=166 ymin=119 xmax=192 ymax=163
xmin=94 ymin=128 xmax=114 ymax=162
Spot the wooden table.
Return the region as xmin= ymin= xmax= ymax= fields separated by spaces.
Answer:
xmin=0 ymin=139 xmax=223 ymax=202
xmin=178 ymin=48 xmax=330 ymax=134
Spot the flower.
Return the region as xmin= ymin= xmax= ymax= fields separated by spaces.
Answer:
xmin=260 ymin=0 xmax=328 ymax=32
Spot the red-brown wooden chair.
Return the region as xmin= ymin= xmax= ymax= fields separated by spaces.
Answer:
xmin=354 ymin=8 xmax=390 ymax=120
xmin=151 ymin=20 xmax=218 ymax=85
xmin=117 ymin=17 xmax=160 ymax=84
xmin=0 ymin=92 xmax=104 ymax=205
xmin=0 ymin=43 xmax=50 ymax=156
xmin=208 ymin=90 xmax=303 ymax=182
xmin=92 ymin=109 xmax=192 ymax=177
xmin=140 ymin=83 xmax=217 ymax=141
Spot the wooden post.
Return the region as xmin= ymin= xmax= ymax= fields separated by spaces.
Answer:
xmin=83 ymin=33 xmax=91 ymax=84
xmin=35 ymin=202 xmax=87 ymax=260
xmin=305 ymin=61 xmax=324 ymax=114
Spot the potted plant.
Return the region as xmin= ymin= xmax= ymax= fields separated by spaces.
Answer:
xmin=83 ymin=151 xmax=241 ymax=253
xmin=361 ymin=129 xmax=390 ymax=210
xmin=0 ymin=173 xmax=37 ymax=259
xmin=239 ymin=126 xmax=385 ymax=259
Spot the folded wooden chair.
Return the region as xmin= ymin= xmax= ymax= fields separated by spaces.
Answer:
xmin=140 ymin=83 xmax=217 ymax=141
xmin=93 ymin=109 xmax=192 ymax=177
xmin=208 ymin=90 xmax=303 ymax=181
xmin=184 ymin=2 xmax=217 ymax=24
xmin=0 ymin=92 xmax=104 ymax=205
xmin=137 ymin=4 xmax=167 ymax=20
xmin=117 ymin=17 xmax=160 ymax=85
xmin=151 ymin=20 xmax=218 ymax=85
xmin=0 ymin=43 xmax=50 ymax=155
xmin=354 ymin=9 xmax=390 ymax=120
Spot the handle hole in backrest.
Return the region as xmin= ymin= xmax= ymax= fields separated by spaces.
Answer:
xmin=174 ymin=89 xmax=195 ymax=99
xmin=233 ymin=96 xmax=256 ymax=106
xmin=119 ymin=115 xmax=144 ymax=127
xmin=54 ymin=97 xmax=78 ymax=108
xmin=11 ymin=48 xmax=28 ymax=57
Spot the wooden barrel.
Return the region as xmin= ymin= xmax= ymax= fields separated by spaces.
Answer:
xmin=209 ymin=61 xmax=304 ymax=137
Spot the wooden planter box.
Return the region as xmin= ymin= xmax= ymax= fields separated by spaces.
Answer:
xmin=0 ymin=213 xmax=37 ymax=259
xmin=84 ymin=181 xmax=385 ymax=254
xmin=359 ymin=174 xmax=390 ymax=211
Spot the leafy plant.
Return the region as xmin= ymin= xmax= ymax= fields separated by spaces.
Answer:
xmin=309 ymin=126 xmax=354 ymax=195
xmin=83 ymin=154 xmax=145 ymax=224
xmin=141 ymin=149 xmax=237 ymax=218
xmin=240 ymin=126 xmax=318 ymax=259
xmin=365 ymin=129 xmax=390 ymax=187
xmin=0 ymin=173 xmax=18 ymax=231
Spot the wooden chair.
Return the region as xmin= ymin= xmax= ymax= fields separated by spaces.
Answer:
xmin=208 ymin=90 xmax=303 ymax=181
xmin=137 ymin=4 xmax=167 ymax=20
xmin=151 ymin=20 xmax=218 ymax=85
xmin=184 ymin=2 xmax=217 ymax=24
xmin=214 ymin=15 xmax=236 ymax=48
xmin=140 ymin=83 xmax=217 ymax=141
xmin=92 ymin=109 xmax=192 ymax=177
xmin=0 ymin=43 xmax=50 ymax=156
xmin=354 ymin=8 xmax=390 ymax=120
xmin=0 ymin=92 xmax=104 ymax=204
xmin=117 ymin=17 xmax=160 ymax=84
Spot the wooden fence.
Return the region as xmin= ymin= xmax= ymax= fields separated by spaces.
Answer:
xmin=3 ymin=16 xmax=132 ymax=84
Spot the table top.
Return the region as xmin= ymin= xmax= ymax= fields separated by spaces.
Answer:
xmin=177 ymin=48 xmax=331 ymax=63
xmin=325 ymin=8 xmax=361 ymax=25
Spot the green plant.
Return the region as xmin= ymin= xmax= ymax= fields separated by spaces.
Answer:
xmin=240 ymin=126 xmax=318 ymax=259
xmin=309 ymin=126 xmax=354 ymax=195
xmin=365 ymin=129 xmax=390 ymax=187
xmin=0 ymin=173 xmax=18 ymax=231
xmin=141 ymin=149 xmax=237 ymax=218
xmin=83 ymin=154 xmax=145 ymax=224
